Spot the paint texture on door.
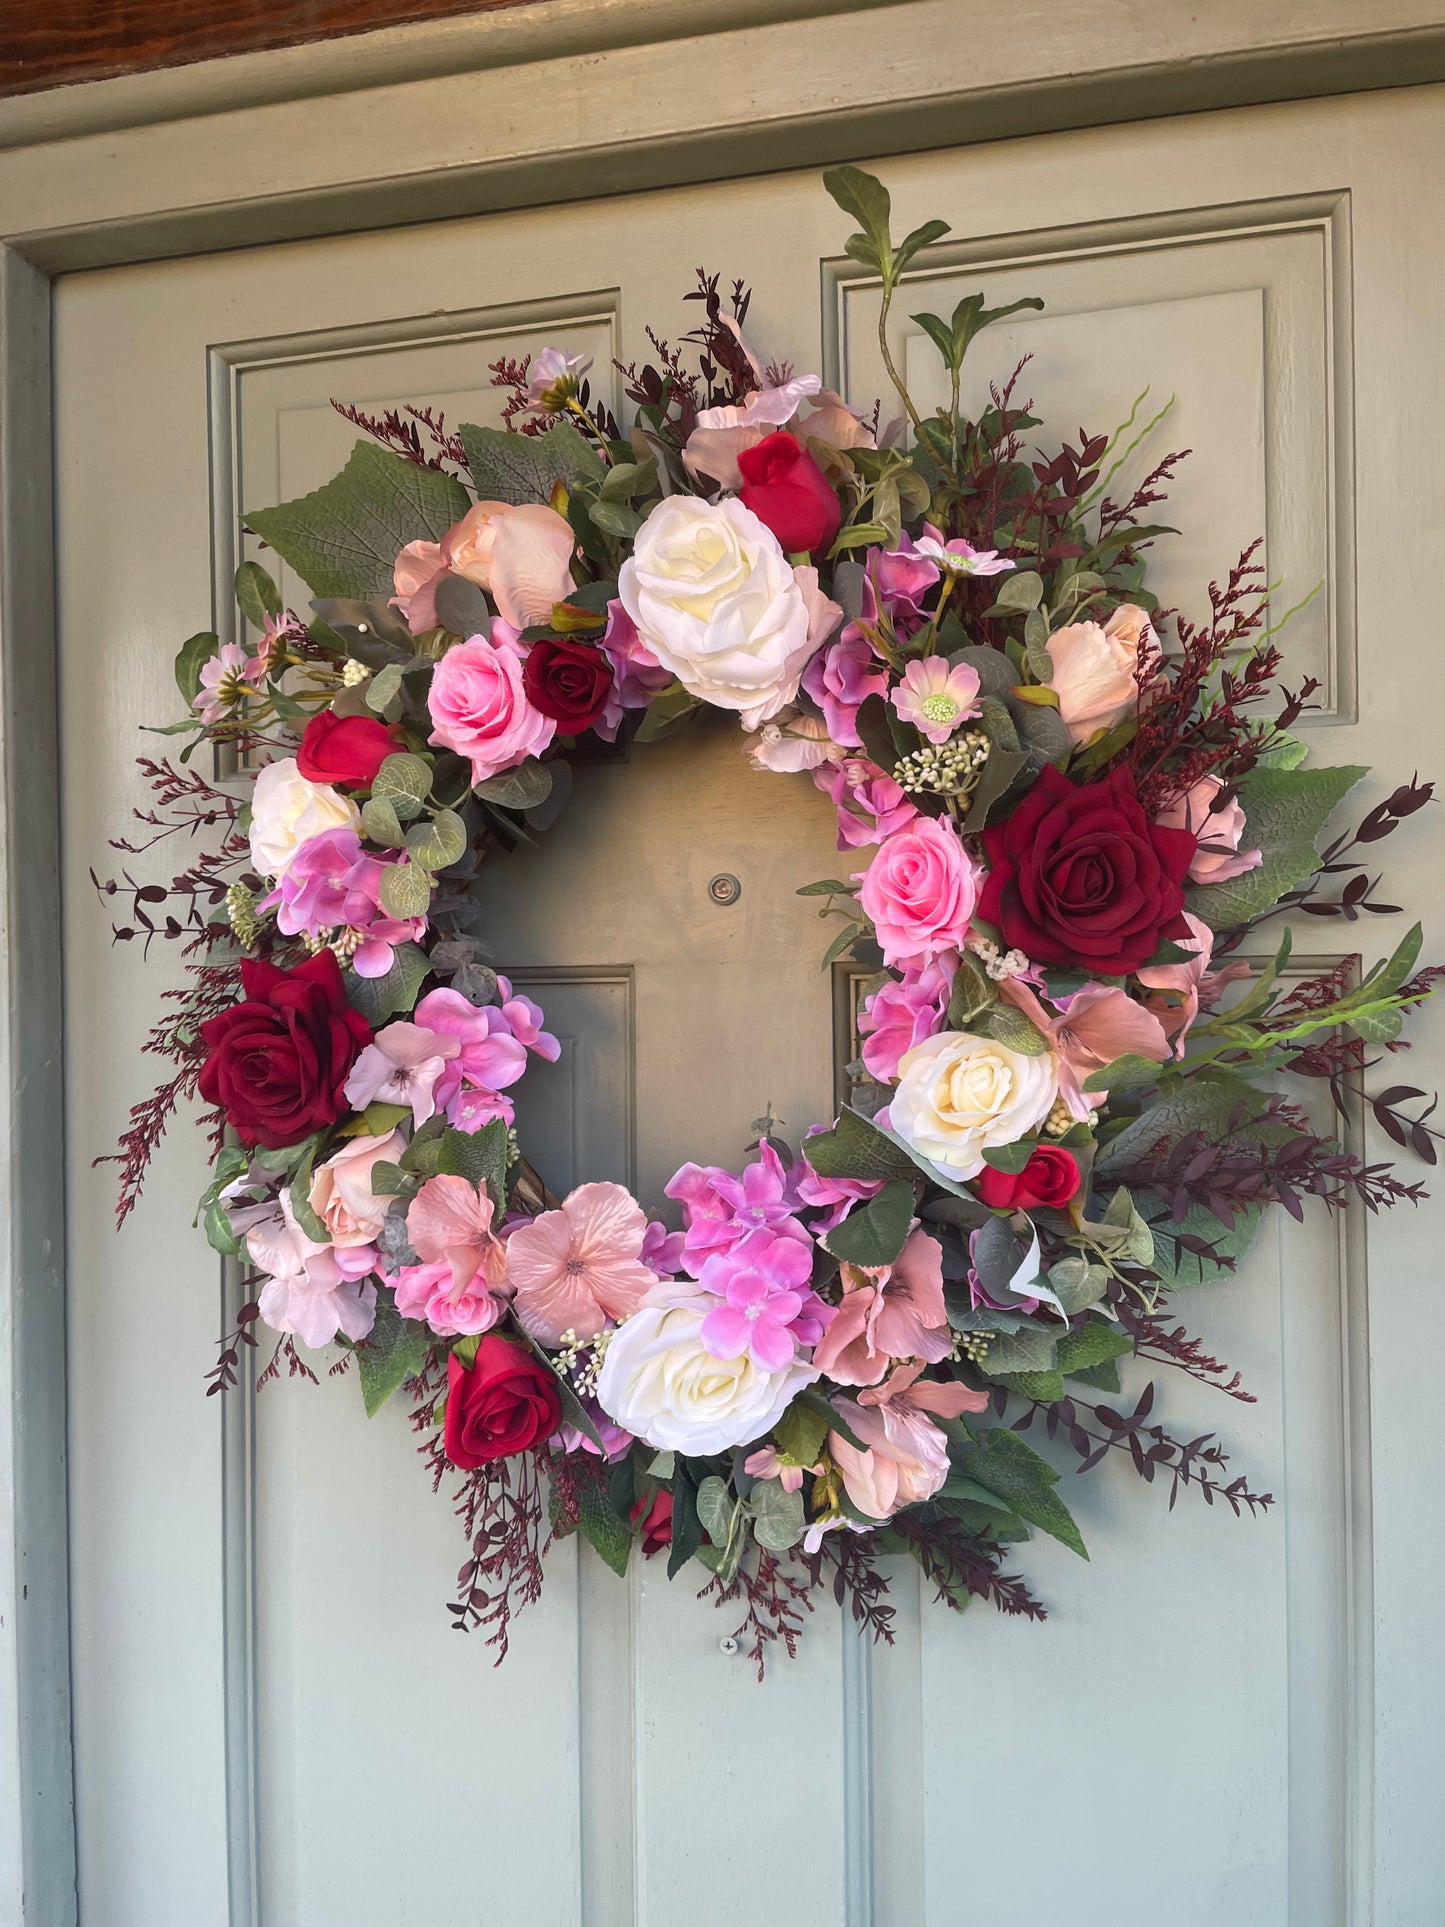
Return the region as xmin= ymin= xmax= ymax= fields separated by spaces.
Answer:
xmin=56 ymin=88 xmax=1445 ymax=1926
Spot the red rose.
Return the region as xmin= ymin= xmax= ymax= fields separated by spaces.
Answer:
xmin=521 ymin=638 xmax=614 ymax=733
xmin=444 ymin=1339 xmax=562 ymax=1469
xmin=979 ymin=764 xmax=1196 ymax=975
xmin=630 ymin=1488 xmax=674 ymax=1558
xmin=197 ymin=949 xmax=372 ymax=1149
xmin=737 ymin=430 xmax=843 ymax=554
xmin=976 ymin=1145 xmax=1081 ymax=1212
xmin=296 ymin=710 xmax=400 ymax=788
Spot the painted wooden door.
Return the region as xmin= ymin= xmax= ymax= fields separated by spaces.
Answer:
xmin=55 ymin=82 xmax=1445 ymax=1926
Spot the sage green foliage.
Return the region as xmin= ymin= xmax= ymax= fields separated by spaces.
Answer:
xmin=459 ymin=419 xmax=603 ymax=506
xmin=358 ymin=1288 xmax=433 ymax=1418
xmin=245 ymin=440 xmax=470 ymax=598
xmin=823 ymin=1178 xmax=916 ymax=1267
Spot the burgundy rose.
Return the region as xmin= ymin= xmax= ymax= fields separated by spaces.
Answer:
xmin=444 ymin=1338 xmax=562 ymax=1469
xmin=737 ymin=430 xmax=843 ymax=554
xmin=296 ymin=710 xmax=401 ymax=788
xmin=979 ymin=764 xmax=1196 ymax=975
xmin=629 ymin=1488 xmax=674 ymax=1558
xmin=521 ymin=638 xmax=614 ymax=733
xmin=975 ymin=1145 xmax=1081 ymax=1212
xmin=197 ymin=949 xmax=372 ymax=1149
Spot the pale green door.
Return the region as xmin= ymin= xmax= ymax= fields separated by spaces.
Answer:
xmin=56 ymin=83 xmax=1445 ymax=1925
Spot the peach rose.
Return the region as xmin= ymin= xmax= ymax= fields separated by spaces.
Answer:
xmin=307 ymin=1128 xmax=407 ymax=1247
xmin=1153 ymin=774 xmax=1262 ymax=884
xmin=1045 ymin=602 xmax=1155 ymax=746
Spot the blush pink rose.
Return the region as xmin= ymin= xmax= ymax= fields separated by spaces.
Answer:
xmin=1153 ymin=775 xmax=1262 ymax=884
xmin=427 ymin=633 xmax=555 ymax=783
xmin=393 ymin=539 xmax=448 ymax=633
xmin=856 ymin=817 xmax=979 ymax=966
xmin=1045 ymin=602 xmax=1154 ymax=746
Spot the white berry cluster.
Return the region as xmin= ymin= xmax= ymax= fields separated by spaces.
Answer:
xmin=966 ymin=934 xmax=1034 ymax=982
xmin=892 ymin=730 xmax=990 ymax=797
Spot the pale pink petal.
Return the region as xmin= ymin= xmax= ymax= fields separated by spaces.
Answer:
xmin=905 ymin=1377 xmax=990 ymax=1417
xmin=406 ymin=1174 xmax=487 ymax=1265
xmin=487 ymin=504 xmax=576 ymax=629
xmin=507 ymin=1208 xmax=602 ymax=1344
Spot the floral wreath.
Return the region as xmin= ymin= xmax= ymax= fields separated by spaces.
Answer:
xmin=103 ymin=168 xmax=1441 ymax=1673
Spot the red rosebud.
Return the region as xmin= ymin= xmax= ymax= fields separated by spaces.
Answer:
xmin=975 ymin=1145 xmax=1082 ymax=1213
xmin=629 ymin=1488 xmax=674 ymax=1558
xmin=197 ymin=949 xmax=372 ymax=1149
xmin=296 ymin=709 xmax=401 ymax=789
xmin=979 ymin=763 xmax=1196 ymax=976
xmin=737 ymin=430 xmax=843 ymax=554
xmin=443 ymin=1339 xmax=563 ymax=1470
xmin=521 ymin=637 xmax=614 ymax=733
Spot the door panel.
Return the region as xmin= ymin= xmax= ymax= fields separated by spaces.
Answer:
xmin=56 ymin=84 xmax=1445 ymax=1925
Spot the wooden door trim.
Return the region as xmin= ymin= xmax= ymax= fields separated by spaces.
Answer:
xmin=1 ymin=7 xmax=1440 ymax=1917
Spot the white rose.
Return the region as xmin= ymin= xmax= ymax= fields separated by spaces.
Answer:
xmin=618 ymin=496 xmax=825 ymax=727
xmin=307 ymin=1129 xmax=406 ymax=1247
xmin=1045 ymin=602 xmax=1155 ymax=747
xmin=596 ymin=1283 xmax=819 ymax=1455
xmin=890 ymin=1030 xmax=1058 ymax=1178
xmin=249 ymin=756 xmax=361 ymax=879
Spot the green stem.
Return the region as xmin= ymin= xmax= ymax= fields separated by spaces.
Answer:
xmin=878 ymin=276 xmax=926 ymax=440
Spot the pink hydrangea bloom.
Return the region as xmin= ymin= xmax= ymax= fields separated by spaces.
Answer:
xmin=666 ymin=1140 xmax=809 ymax=1271
xmin=427 ymin=631 xmax=555 ymax=783
xmin=856 ymin=817 xmax=980 ymax=966
xmin=343 ymin=1020 xmax=460 ymax=1125
xmin=262 ymin=827 xmax=426 ymax=978
xmin=641 ymin=1219 xmax=687 ymax=1275
xmin=813 ymin=756 xmax=918 ymax=850
xmin=596 ymin=601 xmax=675 ymax=739
xmin=811 ymin=1227 xmax=953 ymax=1386
xmin=800 ymin=633 xmax=889 ymax=747
xmin=696 ymin=1228 xmax=832 ymax=1371
xmin=857 ymin=955 xmax=954 ymax=1081
xmin=414 ymin=983 xmax=558 ymax=1121
xmin=506 ymin=1181 xmax=660 ymax=1345
xmin=793 ymin=1145 xmax=885 ymax=1233
xmin=890 ymin=655 xmax=982 ymax=743
xmin=558 ymin=1407 xmax=635 ymax=1461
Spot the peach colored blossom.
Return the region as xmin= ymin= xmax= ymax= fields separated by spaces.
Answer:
xmin=812 ymin=1228 xmax=953 ymax=1387
xmin=507 ymin=1182 xmax=661 ymax=1345
xmin=393 ymin=538 xmax=448 ymax=632
xmin=406 ymin=1174 xmax=509 ymax=1301
xmin=1153 ymin=775 xmax=1262 ymax=884
xmin=1137 ymin=911 xmax=1253 ymax=1058
xmin=308 ymin=1128 xmax=407 ymax=1248
xmin=999 ymin=975 xmax=1171 ymax=1122
xmin=829 ymin=1362 xmax=988 ymax=1520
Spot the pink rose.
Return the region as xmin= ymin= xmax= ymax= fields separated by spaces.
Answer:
xmin=1045 ymin=602 xmax=1154 ymax=746
xmin=307 ymin=1128 xmax=407 ymax=1247
xmin=447 ymin=501 xmax=576 ymax=631
xmin=856 ymin=817 xmax=979 ymax=966
xmin=427 ymin=633 xmax=555 ymax=783
xmin=1153 ymin=775 xmax=1262 ymax=883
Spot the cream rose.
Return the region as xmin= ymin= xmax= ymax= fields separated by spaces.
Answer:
xmin=618 ymin=496 xmax=826 ymax=726
xmin=596 ymin=1283 xmax=819 ymax=1454
xmin=890 ymin=1030 xmax=1058 ymax=1178
xmin=307 ymin=1128 xmax=407 ymax=1247
xmin=248 ymin=756 xmax=361 ymax=880
xmin=1045 ymin=602 xmax=1155 ymax=747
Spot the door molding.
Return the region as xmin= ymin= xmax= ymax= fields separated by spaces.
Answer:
xmin=2 ymin=6 xmax=1441 ymax=1918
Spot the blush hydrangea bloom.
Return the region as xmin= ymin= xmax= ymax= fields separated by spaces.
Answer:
xmin=343 ymin=1021 xmax=460 ymax=1125
xmin=398 ymin=1174 xmax=510 ymax=1336
xmin=506 ymin=1181 xmax=660 ymax=1345
xmin=889 ymin=656 xmax=982 ymax=744
xmin=813 ymin=757 xmax=918 ymax=851
xmin=244 ymin=1194 xmax=378 ymax=1349
xmin=696 ymin=1228 xmax=832 ymax=1370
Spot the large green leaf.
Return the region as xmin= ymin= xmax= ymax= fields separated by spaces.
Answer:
xmin=458 ymin=420 xmax=604 ymax=506
xmin=357 ymin=1289 xmax=433 ymax=1417
xmin=342 ymin=941 xmax=433 ymax=1026
xmin=576 ymin=1470 xmax=633 ymax=1577
xmin=245 ymin=440 xmax=470 ymax=598
xmin=803 ymin=1105 xmax=919 ymax=1185
xmin=823 ymin=1178 xmax=916 ymax=1267
xmin=949 ymin=1428 xmax=1088 ymax=1558
xmin=1188 ymin=763 xmax=1367 ymax=931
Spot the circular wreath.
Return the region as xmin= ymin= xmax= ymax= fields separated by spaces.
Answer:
xmin=105 ymin=166 xmax=1439 ymax=1672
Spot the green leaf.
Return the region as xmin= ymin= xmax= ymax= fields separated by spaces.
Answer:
xmin=357 ymin=1288 xmax=433 ymax=1417
xmin=803 ymin=1105 xmax=920 ymax=1184
xmin=588 ymin=498 xmax=643 ymax=540
xmin=472 ymin=757 xmax=553 ymax=811
xmin=245 ymin=440 xmax=470 ymax=598
xmin=993 ymin=1368 xmax=1066 ymax=1401
xmin=357 ymin=1101 xmax=410 ymax=1137
xmin=458 ymin=419 xmax=604 ymax=506
xmin=819 ymin=923 xmax=861 ymax=970
xmin=361 ymin=795 xmax=406 ymax=848
xmin=989 ymin=570 xmax=1044 ymax=615
xmin=1056 ymin=1320 xmax=1134 ymax=1378
xmin=775 ymin=1396 xmax=830 ymax=1469
xmin=974 ymin=1003 xmax=1049 ymax=1055
xmin=368 ymin=1160 xmax=416 ymax=1199
xmin=436 ymin=1120 xmax=509 ymax=1214
xmin=797 ymin=878 xmax=858 ymax=898
xmin=892 ymin=218 xmax=950 ymax=277
xmin=1068 ymin=1357 xmax=1122 ymax=1393
xmin=365 ymin=662 xmax=403 ymax=714
xmin=822 ymin=165 xmax=895 ymax=273
xmin=980 ymin=1140 xmax=1037 ymax=1174
xmin=175 ymin=630 xmax=219 ymax=705
xmin=945 ymin=952 xmax=996 ymax=1026
xmin=576 ymin=1471 xmax=633 ymax=1577
xmin=634 ymin=682 xmax=702 ymax=744
xmin=1081 ymin=1052 xmax=1166 ymax=1094
xmin=234 ymin=559 xmax=282 ymax=627
xmin=750 ymin=1479 xmax=806 ymax=1552
xmin=287 ymin=1136 xmax=327 ymax=1241
xmin=372 ymin=752 xmax=433 ymax=817
xmin=823 ymin=1178 xmax=916 ymax=1267
xmin=950 ymin=1428 xmax=1088 ymax=1558
xmin=378 ymin=859 xmax=433 ymax=921
xmin=405 ymin=807 xmax=467 ymax=872
xmin=1188 ymin=764 xmax=1368 ymax=931
xmin=976 ymin=1325 xmax=1058 ymax=1373
xmin=697 ymin=1474 xmax=737 ymax=1548
xmin=342 ymin=941 xmax=432 ymax=1026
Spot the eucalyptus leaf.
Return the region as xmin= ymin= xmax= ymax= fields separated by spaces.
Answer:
xmin=472 ymin=758 xmax=554 ymax=811
xmin=378 ymin=860 xmax=434 ymax=921
xmin=406 ymin=808 xmax=467 ymax=872
xmin=433 ymin=573 xmax=491 ymax=637
xmin=750 ymin=1479 xmax=806 ymax=1552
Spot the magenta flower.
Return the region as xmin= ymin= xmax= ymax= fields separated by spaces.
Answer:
xmin=666 ymin=1140 xmax=809 ymax=1271
xmin=890 ymin=656 xmax=982 ymax=743
xmin=857 ymin=955 xmax=954 ymax=1081
xmin=414 ymin=983 xmax=558 ymax=1121
xmin=793 ymin=1143 xmax=885 ymax=1232
xmin=264 ymin=828 xmax=427 ymax=976
xmin=495 ymin=976 xmax=561 ymax=1060
xmin=813 ymin=756 xmax=918 ymax=851
xmin=641 ymin=1219 xmax=687 ymax=1275
xmin=697 ymin=1228 xmax=830 ymax=1370
xmin=800 ymin=633 xmax=888 ymax=748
